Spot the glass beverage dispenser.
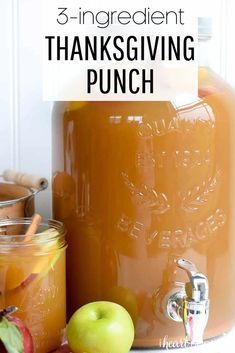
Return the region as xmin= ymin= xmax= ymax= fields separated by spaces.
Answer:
xmin=52 ymin=18 xmax=235 ymax=347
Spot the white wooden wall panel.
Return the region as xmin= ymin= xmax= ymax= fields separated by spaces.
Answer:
xmin=225 ymin=0 xmax=235 ymax=87
xmin=0 ymin=0 xmax=52 ymax=217
xmin=0 ymin=1 xmax=14 ymax=171
xmin=0 ymin=0 xmax=235 ymax=218
xmin=17 ymin=0 xmax=52 ymax=216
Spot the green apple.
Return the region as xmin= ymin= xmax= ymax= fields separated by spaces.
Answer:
xmin=67 ymin=301 xmax=135 ymax=353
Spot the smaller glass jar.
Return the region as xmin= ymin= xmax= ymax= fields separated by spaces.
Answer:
xmin=0 ymin=218 xmax=67 ymax=353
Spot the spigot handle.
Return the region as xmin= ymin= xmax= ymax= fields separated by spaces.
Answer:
xmin=176 ymin=258 xmax=209 ymax=302
xmin=177 ymin=258 xmax=198 ymax=277
xmin=165 ymin=258 xmax=210 ymax=345
xmin=176 ymin=258 xmax=210 ymax=345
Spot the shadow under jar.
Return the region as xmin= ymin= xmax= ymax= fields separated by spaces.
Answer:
xmin=0 ymin=218 xmax=67 ymax=353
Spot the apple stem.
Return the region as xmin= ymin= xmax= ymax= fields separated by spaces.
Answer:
xmin=0 ymin=306 xmax=18 ymax=317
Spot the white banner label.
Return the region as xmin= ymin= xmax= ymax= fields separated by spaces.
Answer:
xmin=43 ymin=0 xmax=198 ymax=101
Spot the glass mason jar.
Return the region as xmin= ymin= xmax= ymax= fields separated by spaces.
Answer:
xmin=52 ymin=20 xmax=235 ymax=348
xmin=0 ymin=218 xmax=67 ymax=353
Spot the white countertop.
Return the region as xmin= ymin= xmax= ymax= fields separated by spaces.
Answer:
xmin=131 ymin=329 xmax=235 ymax=352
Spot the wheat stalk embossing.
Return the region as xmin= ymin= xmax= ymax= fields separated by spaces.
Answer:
xmin=122 ymin=172 xmax=170 ymax=214
xmin=180 ymin=170 xmax=221 ymax=213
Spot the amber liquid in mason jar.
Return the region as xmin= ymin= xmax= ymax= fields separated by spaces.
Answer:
xmin=0 ymin=219 xmax=67 ymax=353
xmin=52 ymin=67 xmax=235 ymax=347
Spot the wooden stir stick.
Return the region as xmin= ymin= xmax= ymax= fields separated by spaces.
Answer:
xmin=24 ymin=213 xmax=42 ymax=242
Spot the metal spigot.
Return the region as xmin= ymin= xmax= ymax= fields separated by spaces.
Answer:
xmin=166 ymin=258 xmax=210 ymax=345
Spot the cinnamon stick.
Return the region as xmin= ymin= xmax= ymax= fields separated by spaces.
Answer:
xmin=24 ymin=214 xmax=42 ymax=242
